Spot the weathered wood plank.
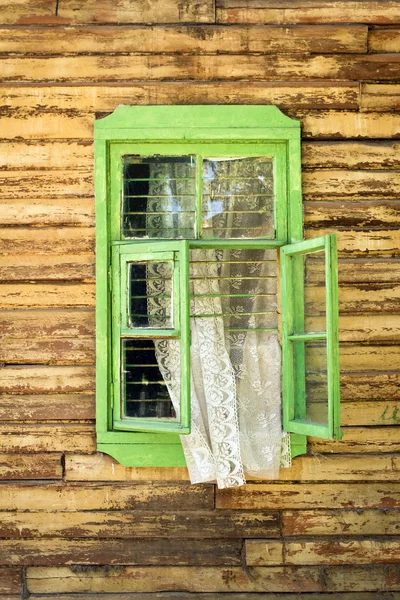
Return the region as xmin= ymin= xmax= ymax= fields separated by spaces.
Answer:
xmin=341 ymin=401 xmax=400 ymax=427
xmin=283 ymin=508 xmax=400 ymax=536
xmin=0 ymin=366 xmax=95 ymax=394
xmin=0 ymin=199 xmax=94 ymax=226
xmin=303 ymin=171 xmax=400 ymax=197
xmin=25 ymin=564 xmax=400 ymax=593
xmin=305 ymin=229 xmax=400 ymax=257
xmin=337 ymin=315 xmax=400 ymax=342
xmin=0 ymin=25 xmax=368 ymax=54
xmin=246 ymin=539 xmax=400 ymax=566
xmin=0 ymin=483 xmax=214 ymax=511
xmin=0 ymin=228 xmax=94 ymax=254
xmin=0 ymin=254 xmax=95 ymax=281
xmin=0 ymin=83 xmax=360 ymax=112
xmin=302 ymin=141 xmax=400 ymax=170
xmin=0 ymin=283 xmax=95 ymax=309
xmin=65 ymin=454 xmax=188 ymax=482
xmin=299 ymin=111 xmax=400 ymax=139
xmin=304 ymin=201 xmax=400 ymax=229
xmin=339 ymin=345 xmax=400 ymax=372
xmin=66 ymin=453 xmax=400 ymax=483
xmin=26 ymin=565 xmax=326 ymax=593
xmin=216 ymin=1 xmax=400 ymax=25
xmin=0 ymin=423 xmax=96 ymax=453
xmin=9 ymin=107 xmax=399 ymax=142
xmin=0 ymin=337 xmax=94 ymax=364
xmin=0 ymin=0 xmax=215 ymax=24
xmin=25 ymin=594 xmax=400 ymax=600
xmin=0 ymin=170 xmax=92 ymax=198
xmin=0 ymin=509 xmax=280 ymax=539
xmin=0 ymin=568 xmax=21 ymax=594
xmin=361 ymin=83 xmax=400 ymax=111
xmin=0 ymin=309 xmax=94 ymax=339
xmin=339 ymin=373 xmax=400 ymax=401
xmin=308 ymin=283 xmax=400 ymax=314
xmin=0 ymin=394 xmax=95 ymax=421
xmin=1 ymin=54 xmax=399 ymax=83
xmin=302 ymin=141 xmax=400 ymax=169
xmin=310 ymin=427 xmax=400 ymax=453
xmin=0 ymin=453 xmax=62 ymax=480
xmin=369 ymin=30 xmax=400 ymax=53
xmin=0 ymin=538 xmax=242 ymax=567
xmin=0 ymin=140 xmax=93 ymax=170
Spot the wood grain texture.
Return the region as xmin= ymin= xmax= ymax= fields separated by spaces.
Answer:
xmin=302 ymin=141 xmax=400 ymax=169
xmin=0 ymin=199 xmax=94 ymax=226
xmin=305 ymin=229 xmax=400 ymax=257
xmin=26 ymin=565 xmax=327 ymax=593
xmin=0 ymin=538 xmax=242 ymax=566
xmin=0 ymin=25 xmax=368 ymax=54
xmin=310 ymin=427 xmax=400 ymax=453
xmin=25 ymin=564 xmax=400 ymax=593
xmin=0 ymin=453 xmax=62 ymax=480
xmin=0 ymin=510 xmax=280 ymax=539
xmin=0 ymin=568 xmax=21 ymax=594
xmin=304 ymin=201 xmax=400 ymax=229
xmin=0 ymin=140 xmax=93 ymax=170
xmin=0 ymin=423 xmax=96 ymax=453
xmin=283 ymin=508 xmax=400 ymax=536
xmin=0 ymin=394 xmax=95 ymax=421
xmin=23 ymin=595 xmax=400 ymax=600
xmin=0 ymin=283 xmax=95 ymax=309
xmin=246 ymin=539 xmax=400 ymax=566
xmin=361 ymin=84 xmax=400 ymax=111
xmin=0 ymin=483 xmax=214 ymax=511
xmin=0 ymin=254 xmax=95 ymax=281
xmin=0 ymin=0 xmax=215 ymax=25
xmin=216 ymin=1 xmax=400 ymax=25
xmin=0 ymin=309 xmax=94 ymax=339
xmin=0 ymin=366 xmax=95 ymax=394
xmin=369 ymin=29 xmax=400 ymax=53
xmin=0 ymin=337 xmax=94 ymax=364
xmin=66 ymin=453 xmax=400 ymax=483
xmin=303 ymin=171 xmax=400 ymax=197
xmin=0 ymin=228 xmax=94 ymax=254
xmin=0 ymin=170 xmax=93 ymax=198
xmin=1 ymin=54 xmax=399 ymax=83
xmin=216 ymin=482 xmax=400 ymax=509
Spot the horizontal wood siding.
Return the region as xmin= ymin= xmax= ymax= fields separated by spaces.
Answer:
xmin=0 ymin=0 xmax=399 ymax=597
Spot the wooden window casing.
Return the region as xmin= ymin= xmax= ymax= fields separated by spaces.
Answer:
xmin=95 ymin=105 xmax=340 ymax=467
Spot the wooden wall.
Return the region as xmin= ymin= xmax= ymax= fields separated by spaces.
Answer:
xmin=0 ymin=0 xmax=399 ymax=597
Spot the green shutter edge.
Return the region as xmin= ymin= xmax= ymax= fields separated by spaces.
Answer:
xmin=95 ymin=105 xmax=307 ymax=468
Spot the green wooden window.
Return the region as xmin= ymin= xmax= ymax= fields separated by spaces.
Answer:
xmin=95 ymin=105 xmax=341 ymax=467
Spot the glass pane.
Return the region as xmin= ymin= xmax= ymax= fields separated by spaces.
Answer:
xmin=129 ymin=260 xmax=173 ymax=328
xmin=202 ymin=157 xmax=274 ymax=239
xmin=122 ymin=155 xmax=197 ymax=239
xmin=190 ymin=248 xmax=278 ymax=330
xmin=292 ymin=250 xmax=326 ymax=334
xmin=122 ymin=339 xmax=178 ymax=420
xmin=293 ymin=339 xmax=328 ymax=425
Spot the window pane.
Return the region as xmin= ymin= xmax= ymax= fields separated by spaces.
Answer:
xmin=293 ymin=339 xmax=328 ymax=425
xmin=202 ymin=157 xmax=275 ymax=239
xmin=290 ymin=250 xmax=326 ymax=335
xmin=122 ymin=156 xmax=197 ymax=239
xmin=190 ymin=248 xmax=278 ymax=331
xmin=129 ymin=260 xmax=173 ymax=329
xmin=122 ymin=339 xmax=177 ymax=420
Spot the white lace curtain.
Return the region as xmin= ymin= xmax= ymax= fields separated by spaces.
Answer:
xmin=146 ymin=159 xmax=290 ymax=489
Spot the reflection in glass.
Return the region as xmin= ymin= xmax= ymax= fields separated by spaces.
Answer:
xmin=122 ymin=339 xmax=177 ymax=420
xmin=129 ymin=261 xmax=173 ymax=329
xmin=202 ymin=157 xmax=274 ymax=238
xmin=122 ymin=155 xmax=196 ymax=239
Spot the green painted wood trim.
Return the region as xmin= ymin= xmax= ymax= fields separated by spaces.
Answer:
xmin=98 ymin=443 xmax=186 ymax=467
xmin=95 ymin=105 xmax=300 ymax=133
xmin=281 ymin=234 xmax=341 ymax=442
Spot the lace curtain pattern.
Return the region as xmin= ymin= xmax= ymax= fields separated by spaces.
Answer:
xmin=146 ymin=158 xmax=291 ymax=489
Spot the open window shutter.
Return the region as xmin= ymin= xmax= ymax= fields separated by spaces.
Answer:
xmin=280 ymin=234 xmax=341 ymax=440
xmin=111 ymin=240 xmax=190 ymax=434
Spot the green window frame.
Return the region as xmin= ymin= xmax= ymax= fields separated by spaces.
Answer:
xmin=95 ymin=105 xmax=341 ymax=467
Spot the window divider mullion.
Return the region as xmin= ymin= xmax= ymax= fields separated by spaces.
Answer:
xmin=196 ymin=154 xmax=203 ymax=239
